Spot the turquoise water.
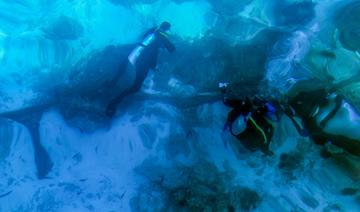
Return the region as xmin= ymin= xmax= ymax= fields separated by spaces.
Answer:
xmin=0 ymin=0 xmax=360 ymax=211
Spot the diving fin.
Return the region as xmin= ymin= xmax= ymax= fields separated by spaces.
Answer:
xmin=0 ymin=106 xmax=53 ymax=179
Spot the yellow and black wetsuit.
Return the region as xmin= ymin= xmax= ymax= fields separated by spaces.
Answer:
xmin=224 ymin=97 xmax=274 ymax=155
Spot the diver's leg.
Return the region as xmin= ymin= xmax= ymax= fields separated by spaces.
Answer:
xmin=105 ymin=67 xmax=149 ymax=117
xmin=105 ymin=60 xmax=129 ymax=87
xmin=105 ymin=84 xmax=141 ymax=117
xmin=105 ymin=88 xmax=132 ymax=117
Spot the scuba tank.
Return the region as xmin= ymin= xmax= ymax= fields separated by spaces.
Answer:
xmin=128 ymin=33 xmax=156 ymax=65
xmin=128 ymin=27 xmax=163 ymax=65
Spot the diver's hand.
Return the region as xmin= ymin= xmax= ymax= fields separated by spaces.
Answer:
xmin=223 ymin=122 xmax=231 ymax=132
xmin=244 ymin=112 xmax=252 ymax=122
xmin=221 ymin=128 xmax=230 ymax=148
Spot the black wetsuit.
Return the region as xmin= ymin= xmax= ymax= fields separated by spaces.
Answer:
xmin=224 ymin=97 xmax=274 ymax=155
xmin=138 ymin=27 xmax=176 ymax=71
xmin=288 ymin=89 xmax=360 ymax=156
xmin=106 ymin=27 xmax=175 ymax=116
xmin=288 ymin=89 xmax=341 ymax=143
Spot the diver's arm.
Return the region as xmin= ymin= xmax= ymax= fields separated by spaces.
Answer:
xmin=165 ymin=40 xmax=175 ymax=52
xmin=223 ymin=110 xmax=233 ymax=132
xmin=223 ymin=97 xmax=243 ymax=108
xmin=281 ymin=104 xmax=309 ymax=137
xmin=162 ymin=36 xmax=176 ymax=52
xmin=289 ymin=115 xmax=309 ymax=137
xmin=319 ymin=95 xmax=342 ymax=127
xmin=224 ymin=109 xmax=239 ymax=134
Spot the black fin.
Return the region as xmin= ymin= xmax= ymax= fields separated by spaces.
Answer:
xmin=0 ymin=105 xmax=53 ymax=179
xmin=22 ymin=114 xmax=53 ymax=179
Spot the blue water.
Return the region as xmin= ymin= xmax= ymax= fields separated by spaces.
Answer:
xmin=0 ymin=0 xmax=360 ymax=211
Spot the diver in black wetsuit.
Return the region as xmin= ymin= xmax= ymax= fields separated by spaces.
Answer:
xmin=287 ymin=88 xmax=342 ymax=132
xmin=221 ymin=83 xmax=276 ymax=155
xmin=106 ymin=21 xmax=176 ymax=117
xmin=285 ymin=87 xmax=360 ymax=157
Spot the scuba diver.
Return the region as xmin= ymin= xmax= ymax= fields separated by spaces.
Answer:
xmin=106 ymin=21 xmax=176 ymax=117
xmin=220 ymin=83 xmax=276 ymax=155
xmin=284 ymin=83 xmax=360 ymax=157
